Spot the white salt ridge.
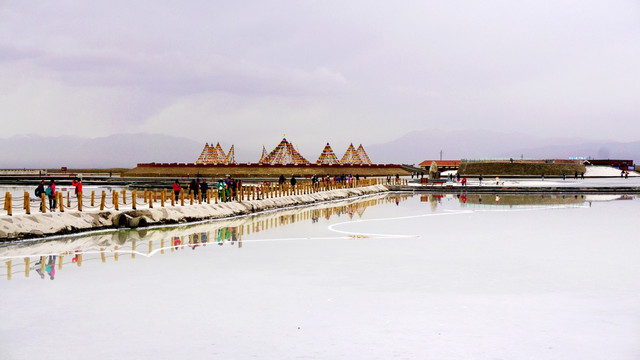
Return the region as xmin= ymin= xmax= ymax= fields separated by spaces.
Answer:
xmin=0 ymin=185 xmax=388 ymax=240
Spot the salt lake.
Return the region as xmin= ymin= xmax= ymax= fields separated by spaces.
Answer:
xmin=1 ymin=192 xmax=639 ymax=359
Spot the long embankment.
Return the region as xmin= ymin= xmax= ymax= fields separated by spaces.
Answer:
xmin=0 ymin=185 xmax=389 ymax=241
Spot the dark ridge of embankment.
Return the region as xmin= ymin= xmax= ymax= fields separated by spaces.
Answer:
xmin=458 ymin=162 xmax=586 ymax=177
xmin=387 ymin=184 xmax=640 ymax=194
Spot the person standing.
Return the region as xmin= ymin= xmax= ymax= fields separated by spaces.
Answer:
xmin=71 ymin=178 xmax=83 ymax=198
xmin=189 ymin=179 xmax=198 ymax=199
xmin=200 ymin=179 xmax=209 ymax=200
xmin=290 ymin=175 xmax=297 ymax=189
xmin=46 ymin=180 xmax=56 ymax=211
xmin=172 ymin=180 xmax=182 ymax=201
xmin=35 ymin=180 xmax=45 ymax=198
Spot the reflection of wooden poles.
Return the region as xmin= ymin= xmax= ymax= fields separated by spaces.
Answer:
xmin=58 ymin=255 xmax=63 ymax=270
xmin=132 ymin=241 xmax=136 ymax=258
xmin=76 ymin=253 xmax=83 ymax=267
xmin=24 ymin=257 xmax=30 ymax=278
xmin=114 ymin=246 xmax=119 ymax=261
xmin=148 ymin=240 xmax=152 ymax=255
xmin=161 ymin=239 xmax=165 ymax=254
xmin=40 ymin=256 xmax=45 ymax=274
xmin=101 ymin=249 xmax=106 ymax=263
xmin=5 ymin=260 xmax=12 ymax=280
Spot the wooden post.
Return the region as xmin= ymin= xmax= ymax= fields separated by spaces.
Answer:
xmin=198 ymin=190 xmax=202 ymax=204
xmin=41 ymin=193 xmax=46 ymax=213
xmin=190 ymin=191 xmax=194 ymax=205
xmin=143 ymin=189 xmax=148 ymax=201
xmin=6 ymin=193 xmax=11 ymax=216
xmin=66 ymin=191 xmax=70 ymax=208
xmin=100 ymin=191 xmax=106 ymax=210
xmin=148 ymin=191 xmax=153 ymax=208
xmin=78 ymin=192 xmax=83 ymax=211
xmin=58 ymin=192 xmax=64 ymax=212
xmin=112 ymin=190 xmax=118 ymax=211
xmin=214 ymin=189 xmax=218 ymax=204
xmin=122 ymin=189 xmax=127 ymax=204
xmin=170 ymin=190 xmax=175 ymax=206
xmin=153 ymin=189 xmax=157 ymax=205
xmin=24 ymin=191 xmax=30 ymax=215
xmin=180 ymin=189 xmax=185 ymax=206
xmin=91 ymin=190 xmax=95 ymax=207
xmin=132 ymin=190 xmax=137 ymax=210
xmin=161 ymin=189 xmax=166 ymax=207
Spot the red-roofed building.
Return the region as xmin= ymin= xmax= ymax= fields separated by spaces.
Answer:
xmin=419 ymin=160 xmax=461 ymax=172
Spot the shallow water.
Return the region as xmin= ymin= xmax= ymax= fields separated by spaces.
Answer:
xmin=1 ymin=193 xmax=639 ymax=359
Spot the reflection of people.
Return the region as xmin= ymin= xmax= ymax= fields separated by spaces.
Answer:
xmin=46 ymin=255 xmax=56 ymax=280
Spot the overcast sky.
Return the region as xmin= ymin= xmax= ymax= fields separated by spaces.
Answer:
xmin=1 ymin=1 xmax=639 ymax=157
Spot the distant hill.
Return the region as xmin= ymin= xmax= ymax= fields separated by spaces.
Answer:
xmin=365 ymin=129 xmax=639 ymax=165
xmin=0 ymin=134 xmax=206 ymax=168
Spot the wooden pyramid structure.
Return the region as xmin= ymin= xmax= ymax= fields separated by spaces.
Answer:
xmin=195 ymin=142 xmax=234 ymax=164
xmin=316 ymin=142 xmax=341 ymax=165
xmin=195 ymin=143 xmax=211 ymax=164
xmin=261 ymin=137 xmax=309 ymax=165
xmin=226 ymin=145 xmax=237 ymax=165
xmin=340 ymin=143 xmax=363 ymax=164
xmin=258 ymin=146 xmax=268 ymax=164
xmin=356 ymin=144 xmax=372 ymax=165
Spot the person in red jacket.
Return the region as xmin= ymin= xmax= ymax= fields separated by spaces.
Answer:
xmin=71 ymin=178 xmax=83 ymax=198
xmin=172 ymin=180 xmax=182 ymax=201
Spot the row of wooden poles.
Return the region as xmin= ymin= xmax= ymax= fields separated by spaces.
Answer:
xmin=2 ymin=178 xmax=407 ymax=216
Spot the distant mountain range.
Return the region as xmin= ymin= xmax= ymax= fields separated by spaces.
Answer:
xmin=0 ymin=131 xmax=638 ymax=168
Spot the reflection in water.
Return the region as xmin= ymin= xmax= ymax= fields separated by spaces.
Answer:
xmin=420 ymin=193 xmax=634 ymax=210
xmin=0 ymin=196 xmax=399 ymax=281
